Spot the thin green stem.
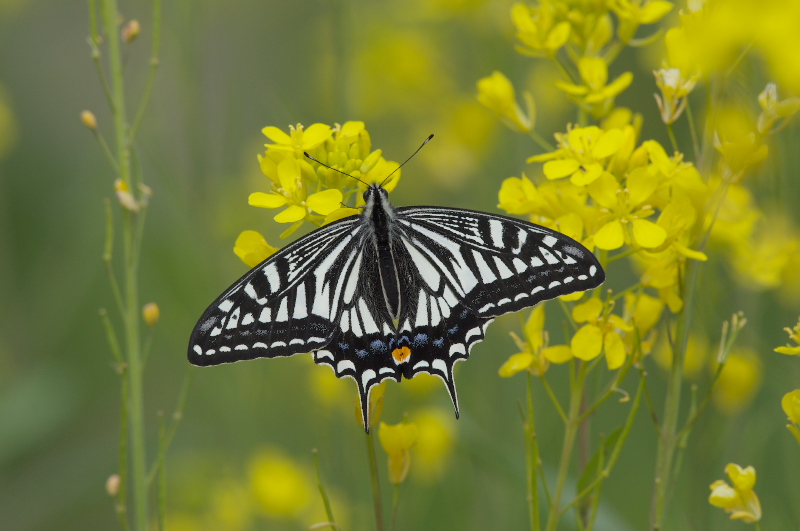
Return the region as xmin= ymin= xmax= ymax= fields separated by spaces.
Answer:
xmin=365 ymin=432 xmax=385 ymax=531
xmin=313 ymin=449 xmax=337 ymax=529
xmin=540 ymin=375 xmax=567 ymax=423
xmin=116 ymin=365 xmax=131 ymax=531
xmin=528 ymin=129 xmax=555 ymax=152
xmin=103 ymin=199 xmax=125 ymax=317
xmin=526 ymin=372 xmax=541 ymax=531
xmin=94 ymin=129 xmax=120 ymax=172
xmin=100 ymin=308 xmax=124 ymax=365
xmin=130 ymin=0 xmax=161 ymax=142
xmin=665 ymin=123 xmax=679 ymax=153
xmin=389 ymin=485 xmax=400 ymax=531
xmin=157 ymin=414 xmax=167 ymax=531
xmin=685 ymin=100 xmax=700 ymax=162
xmin=545 ymin=361 xmax=587 ymax=531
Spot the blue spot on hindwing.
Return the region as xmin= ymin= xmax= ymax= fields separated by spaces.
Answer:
xmin=356 ymin=349 xmax=368 ymax=358
xmin=412 ymin=333 xmax=428 ymax=347
xmin=370 ymin=339 xmax=387 ymax=353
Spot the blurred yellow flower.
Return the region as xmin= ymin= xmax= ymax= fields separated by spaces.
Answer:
xmin=611 ymin=0 xmax=673 ymax=44
xmin=774 ymin=317 xmax=800 ymax=356
xmin=511 ymin=2 xmax=570 ymax=58
xmin=411 ymin=408 xmax=456 ymax=482
xmin=652 ymin=334 xmax=707 ymax=379
xmin=712 ymin=349 xmax=762 ymax=416
xmin=476 ymin=71 xmax=535 ymax=133
xmin=210 ymin=479 xmax=253 ymax=531
xmin=248 ymin=449 xmax=313 ymax=518
xmin=555 ymin=57 xmax=633 ymax=119
xmin=756 ymin=83 xmax=800 ymax=134
xmin=379 ymin=421 xmax=419 ymax=484
xmin=713 ymin=107 xmax=768 ymax=182
xmin=781 ymin=389 xmax=800 ymax=444
xmin=709 ymin=463 xmax=761 ymax=524
xmin=233 ymin=230 xmax=278 ymax=268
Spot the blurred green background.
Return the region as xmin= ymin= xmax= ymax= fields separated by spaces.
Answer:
xmin=1 ymin=1 xmax=799 ymax=530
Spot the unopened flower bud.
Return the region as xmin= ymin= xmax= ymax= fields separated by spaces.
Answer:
xmin=122 ymin=20 xmax=141 ymax=43
xmin=142 ymin=302 xmax=160 ymax=327
xmin=81 ymin=110 xmax=97 ymax=130
xmin=106 ymin=474 xmax=121 ymax=497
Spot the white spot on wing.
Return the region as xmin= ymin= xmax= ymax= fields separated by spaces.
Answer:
xmin=543 ymin=235 xmax=558 ymax=247
xmin=489 ymin=219 xmax=504 ymax=248
xmin=292 ymin=283 xmax=308 ymax=319
xmin=465 ymin=327 xmax=481 ymax=342
xmin=540 ymin=247 xmax=560 ymax=265
xmin=218 ymin=299 xmax=233 ymax=313
xmin=590 ymin=265 xmax=597 ymax=277
xmin=311 ymin=282 xmax=331 ymax=319
xmin=513 ymin=228 xmax=527 ymax=254
xmin=193 ymin=345 xmax=202 ymax=355
xmin=430 ymin=295 xmax=441 ymax=326
xmin=253 ymin=342 xmax=267 ymax=348
xmin=258 ymin=307 xmax=271 ymax=323
xmin=493 ymin=257 xmax=514 ymax=279
xmin=343 ymin=251 xmax=364 ymax=303
xmin=350 ymin=307 xmax=363 ymax=337
xmin=226 ymin=307 xmax=240 ymax=329
xmin=548 ymin=280 xmax=561 ymax=289
xmin=316 ymin=349 xmax=333 ymax=361
xmin=264 ymin=263 xmax=280 ymax=293
xmin=241 ymin=313 xmax=254 ymax=326
xmin=531 ymin=256 xmax=544 ymax=267
xmin=361 ymin=369 xmax=376 ymax=389
xmin=478 ymin=302 xmax=496 ymax=313
xmin=275 ymin=298 xmax=289 ymax=322
xmin=337 ymin=360 xmax=355 ymax=374
xmin=402 ymin=237 xmax=440 ymax=291
xmin=413 ymin=360 xmax=430 ymax=370
xmin=449 ymin=343 xmax=466 ymax=356
xmin=432 ymin=358 xmax=448 ymax=375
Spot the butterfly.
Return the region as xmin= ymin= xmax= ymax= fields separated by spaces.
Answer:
xmin=188 ymin=140 xmax=605 ymax=432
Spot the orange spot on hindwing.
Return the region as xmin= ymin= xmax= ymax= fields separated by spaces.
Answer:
xmin=392 ymin=346 xmax=412 ymax=364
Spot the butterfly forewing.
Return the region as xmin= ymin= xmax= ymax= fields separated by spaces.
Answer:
xmin=189 ymin=216 xmax=363 ymax=366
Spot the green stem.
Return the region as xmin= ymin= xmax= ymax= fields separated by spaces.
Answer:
xmin=389 ymin=484 xmax=400 ymax=531
xmin=526 ymin=373 xmax=541 ymax=531
xmin=101 ymin=1 xmax=146 ymax=528
xmin=648 ymin=257 xmax=700 ymax=531
xmin=545 ymin=361 xmax=587 ymax=531
xmin=313 ymin=449 xmax=337 ymax=529
xmin=365 ymin=432 xmax=385 ymax=531
xmin=130 ymin=0 xmax=161 ymax=142
xmin=665 ymin=123 xmax=679 ymax=153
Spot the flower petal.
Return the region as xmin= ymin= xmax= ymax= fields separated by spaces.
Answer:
xmin=498 ymin=352 xmax=535 ymax=377
xmin=571 ymin=324 xmax=604 ymax=360
xmin=262 ymin=126 xmax=292 ymax=145
xmin=543 ymin=159 xmax=580 ymax=180
xmin=233 ymin=230 xmax=278 ymax=268
xmin=274 ymin=205 xmax=307 ymax=223
xmin=594 ymin=220 xmax=625 ymax=250
xmin=307 ymin=188 xmax=343 ymax=215
xmin=542 ymin=345 xmax=573 ymax=364
xmin=604 ymin=332 xmax=626 ymax=370
xmin=573 ymin=297 xmax=603 ymax=322
xmin=632 ymin=219 xmax=667 ymax=248
xmin=249 ymin=192 xmax=287 ymax=209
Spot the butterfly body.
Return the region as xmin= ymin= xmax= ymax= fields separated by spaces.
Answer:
xmin=189 ymin=183 xmax=605 ymax=431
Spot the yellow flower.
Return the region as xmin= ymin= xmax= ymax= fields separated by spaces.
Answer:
xmin=622 ymin=292 xmax=663 ymax=357
xmin=210 ymin=479 xmax=253 ymax=531
xmin=782 ymin=389 xmax=800 ymax=444
xmin=248 ymin=449 xmax=313 ymax=518
xmin=775 ymin=317 xmax=800 ymax=355
xmin=712 ymin=349 xmax=762 ymax=416
xmin=654 ymin=67 xmax=698 ymax=124
xmin=757 ymin=83 xmax=800 ymax=134
xmin=588 ymin=169 xmax=666 ymax=250
xmin=571 ymin=297 xmax=632 ymax=370
xmin=476 ymin=71 xmax=535 ymax=133
xmin=713 ymin=107 xmax=769 ymax=182
xmin=611 ymin=0 xmax=673 ymax=44
xmin=233 ymin=230 xmax=279 ymax=268
xmin=709 ymin=463 xmax=762 ymax=523
xmin=555 ymin=57 xmax=633 ymax=119
xmin=511 ymin=2 xmax=570 ymax=58
xmin=529 ymin=125 xmax=625 ymax=186
xmin=249 ymin=157 xmax=343 ymax=225
xmin=378 ymin=421 xmax=419 ymax=485
xmin=499 ymin=304 xmax=572 ymax=377
xmin=410 ymin=408 xmax=456 ymax=482
xmin=262 ymin=122 xmax=332 ymax=155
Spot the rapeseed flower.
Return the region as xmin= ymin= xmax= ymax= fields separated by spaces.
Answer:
xmin=248 ymin=449 xmax=313 ymax=518
xmin=379 ymin=421 xmax=419 ymax=484
xmin=708 ymin=463 xmax=762 ymax=523
xmin=775 ymin=317 xmax=800 ymax=356
xmin=511 ymin=2 xmax=571 ymax=58
xmin=555 ymin=57 xmax=633 ymax=119
xmin=782 ymin=389 xmax=800 ymax=444
xmin=499 ymin=305 xmax=572 ymax=378
xmin=529 ymin=125 xmax=625 ymax=186
xmin=571 ymin=297 xmax=632 ymax=370
xmin=477 ymin=71 xmax=535 ymax=133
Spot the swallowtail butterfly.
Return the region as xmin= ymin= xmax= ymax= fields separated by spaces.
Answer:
xmin=189 ymin=141 xmax=605 ymax=432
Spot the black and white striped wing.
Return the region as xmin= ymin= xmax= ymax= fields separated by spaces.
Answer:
xmin=386 ymin=206 xmax=605 ymax=394
xmin=188 ymin=216 xmax=364 ymax=366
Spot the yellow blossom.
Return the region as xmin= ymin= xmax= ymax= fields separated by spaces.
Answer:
xmin=499 ymin=305 xmax=572 ymax=377
xmin=571 ymin=297 xmax=632 ymax=370
xmin=81 ymin=110 xmax=97 ymax=130
xmin=262 ymin=123 xmax=332 ymax=156
xmin=713 ymin=107 xmax=768 ymax=182
xmin=757 ymin=83 xmax=800 ymax=134
xmin=210 ymin=479 xmax=253 ymax=531
xmin=588 ymin=170 xmax=666 ymax=250
xmin=511 ymin=2 xmax=570 ymax=58
xmin=555 ymin=57 xmax=633 ymax=119
xmin=233 ymin=230 xmax=278 ymax=268
xmin=712 ymin=349 xmax=762 ymax=416
xmin=775 ymin=317 xmax=800 ymax=356
xmin=709 ymin=463 xmax=762 ymax=523
xmin=781 ymin=389 xmax=800 ymax=444
xmin=248 ymin=449 xmax=313 ymax=518
xmin=654 ymin=67 xmax=698 ymax=124
xmin=476 ymin=71 xmax=535 ymax=133
xmin=529 ymin=125 xmax=625 ymax=186
xmin=378 ymin=421 xmax=419 ymax=484
xmin=611 ymin=0 xmax=673 ymax=44
xmin=141 ymin=302 xmax=160 ymax=327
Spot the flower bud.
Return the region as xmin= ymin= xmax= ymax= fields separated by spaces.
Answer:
xmin=142 ymin=302 xmax=160 ymax=327
xmin=122 ymin=20 xmax=141 ymax=43
xmin=106 ymin=474 xmax=121 ymax=497
xmin=81 ymin=110 xmax=97 ymax=130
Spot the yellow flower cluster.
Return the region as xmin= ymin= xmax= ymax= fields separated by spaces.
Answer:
xmin=235 ymin=122 xmax=400 ymax=266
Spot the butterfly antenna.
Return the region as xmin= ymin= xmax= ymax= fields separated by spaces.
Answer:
xmin=380 ymin=133 xmax=434 ymax=187
xmin=303 ymin=152 xmax=369 ymax=186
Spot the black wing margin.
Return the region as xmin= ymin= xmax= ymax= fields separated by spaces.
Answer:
xmin=188 ymin=216 xmax=363 ymax=366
